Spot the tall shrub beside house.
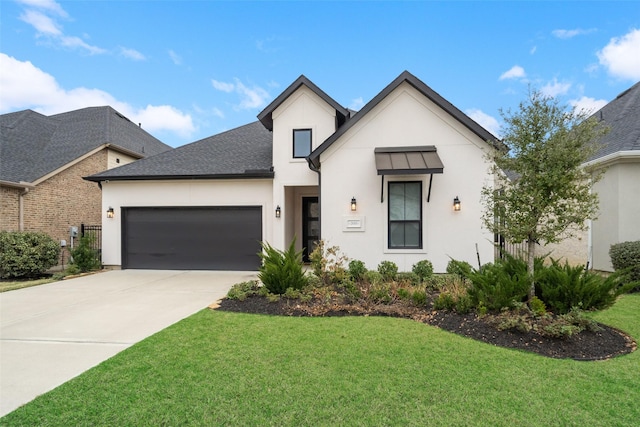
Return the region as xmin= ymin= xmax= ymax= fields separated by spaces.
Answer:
xmin=609 ymin=241 xmax=640 ymax=288
xmin=0 ymin=231 xmax=60 ymax=279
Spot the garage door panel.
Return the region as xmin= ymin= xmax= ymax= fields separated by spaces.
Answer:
xmin=122 ymin=207 xmax=262 ymax=271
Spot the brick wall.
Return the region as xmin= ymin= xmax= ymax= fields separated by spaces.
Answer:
xmin=0 ymin=186 xmax=21 ymax=231
xmin=22 ymin=150 xmax=107 ymax=248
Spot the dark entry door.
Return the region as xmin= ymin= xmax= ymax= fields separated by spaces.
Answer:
xmin=302 ymin=197 xmax=319 ymax=262
xmin=122 ymin=206 xmax=262 ymax=271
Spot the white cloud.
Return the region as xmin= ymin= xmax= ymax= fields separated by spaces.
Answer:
xmin=211 ymin=78 xmax=270 ymax=110
xmin=499 ymin=65 xmax=526 ymax=81
xmin=466 ymin=108 xmax=501 ymax=137
xmin=349 ymin=97 xmax=364 ymax=111
xmin=569 ymin=96 xmax=608 ymax=116
xmin=168 ymin=49 xmax=182 ymax=65
xmin=119 ymin=47 xmax=146 ymax=61
xmin=597 ymin=28 xmax=640 ymax=80
xmin=0 ymin=53 xmax=195 ymax=138
xmin=211 ymin=79 xmax=235 ymax=93
xmin=16 ymin=0 xmax=68 ymax=17
xmin=541 ymin=78 xmax=571 ymax=97
xmin=552 ymin=28 xmax=596 ymax=39
xmin=19 ymin=10 xmax=61 ymax=35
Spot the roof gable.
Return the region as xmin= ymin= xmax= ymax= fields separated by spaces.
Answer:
xmin=590 ymin=81 xmax=640 ymax=160
xmin=0 ymin=106 xmax=171 ymax=184
xmin=257 ymin=75 xmax=350 ymax=131
xmin=308 ymin=71 xmax=501 ymax=168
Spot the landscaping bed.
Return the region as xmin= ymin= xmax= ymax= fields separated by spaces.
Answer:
xmin=216 ymin=292 xmax=636 ymax=361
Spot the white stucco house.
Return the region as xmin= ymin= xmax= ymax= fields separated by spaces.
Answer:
xmin=584 ymin=81 xmax=640 ymax=272
xmin=86 ymin=71 xmax=501 ymax=272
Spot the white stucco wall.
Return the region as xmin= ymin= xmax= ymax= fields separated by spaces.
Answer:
xmin=101 ymin=179 xmax=273 ymax=267
xmin=318 ymin=82 xmax=495 ymax=272
xmin=591 ymin=160 xmax=640 ymax=271
xmin=270 ymin=85 xmax=336 ymax=249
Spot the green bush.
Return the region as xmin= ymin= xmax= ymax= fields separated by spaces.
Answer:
xmin=227 ymin=280 xmax=260 ymax=301
xmin=348 ymin=260 xmax=367 ymax=282
xmin=309 ymin=240 xmax=349 ymax=285
xmin=0 ymin=231 xmax=60 ymax=279
xmin=412 ymin=260 xmax=434 ymax=282
xmin=535 ymin=259 xmax=633 ymax=314
xmin=467 ymin=256 xmax=531 ymax=312
xmin=396 ymin=272 xmax=420 ymax=286
xmin=363 ymin=270 xmax=383 ymax=285
xmin=377 ymin=261 xmax=398 ymax=282
xmin=71 ymin=234 xmax=102 ymax=272
xmin=258 ymin=239 xmax=308 ymax=295
xmin=609 ymin=241 xmax=640 ymax=284
xmin=411 ymin=290 xmax=428 ymax=307
xmin=446 ymin=259 xmax=473 ymax=279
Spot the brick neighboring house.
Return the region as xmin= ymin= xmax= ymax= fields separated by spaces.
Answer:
xmin=0 ymin=106 xmax=171 ymax=260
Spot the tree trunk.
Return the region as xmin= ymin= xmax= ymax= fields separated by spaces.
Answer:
xmin=527 ymin=238 xmax=536 ymax=301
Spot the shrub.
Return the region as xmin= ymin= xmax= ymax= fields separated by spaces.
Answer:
xmin=412 ymin=260 xmax=434 ymax=282
xmin=377 ymin=261 xmax=398 ymax=282
xmin=227 ymin=280 xmax=260 ymax=301
xmin=369 ymin=282 xmax=393 ymax=304
xmin=411 ymin=290 xmax=428 ymax=307
xmin=535 ymin=259 xmax=632 ymax=314
xmin=363 ymin=270 xmax=383 ymax=285
xmin=610 ymin=241 xmax=640 ymax=284
xmin=0 ymin=231 xmax=60 ymax=279
xmin=396 ymin=272 xmax=420 ymax=286
xmin=348 ymin=259 xmax=367 ymax=282
xmin=446 ymin=259 xmax=473 ymax=279
xmin=258 ymin=238 xmax=308 ymax=295
xmin=528 ymin=296 xmax=547 ymax=317
xmin=433 ymin=275 xmax=473 ymax=313
xmin=466 ymin=256 xmax=530 ymax=312
xmin=309 ymin=240 xmax=349 ymax=285
xmin=71 ymin=234 xmax=102 ymax=272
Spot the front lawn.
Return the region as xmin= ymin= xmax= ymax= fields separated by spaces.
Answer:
xmin=2 ymin=295 xmax=639 ymax=426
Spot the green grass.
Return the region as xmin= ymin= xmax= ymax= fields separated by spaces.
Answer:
xmin=3 ymin=295 xmax=639 ymax=426
xmin=0 ymin=277 xmax=57 ymax=293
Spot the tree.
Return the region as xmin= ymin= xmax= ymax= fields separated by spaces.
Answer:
xmin=482 ymin=89 xmax=608 ymax=300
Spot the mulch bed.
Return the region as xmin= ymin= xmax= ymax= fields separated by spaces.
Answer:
xmin=215 ymin=295 xmax=636 ymax=361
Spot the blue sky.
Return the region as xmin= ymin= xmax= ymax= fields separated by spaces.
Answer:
xmin=1 ymin=0 xmax=639 ymax=147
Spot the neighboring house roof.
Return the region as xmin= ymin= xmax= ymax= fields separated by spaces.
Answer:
xmin=85 ymin=121 xmax=274 ymax=181
xmin=257 ymin=75 xmax=350 ymax=131
xmin=590 ymin=81 xmax=640 ymax=161
xmin=308 ymin=70 xmax=502 ymax=169
xmin=0 ymin=106 xmax=171 ymax=184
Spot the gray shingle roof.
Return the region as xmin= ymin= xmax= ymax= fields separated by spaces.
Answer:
xmin=591 ymin=81 xmax=640 ymax=160
xmin=0 ymin=106 xmax=171 ymax=184
xmin=85 ymin=121 xmax=273 ymax=181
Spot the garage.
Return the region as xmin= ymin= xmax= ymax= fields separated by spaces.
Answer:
xmin=122 ymin=206 xmax=262 ymax=271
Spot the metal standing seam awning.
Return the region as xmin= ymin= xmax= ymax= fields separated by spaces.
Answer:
xmin=374 ymin=146 xmax=444 ymax=202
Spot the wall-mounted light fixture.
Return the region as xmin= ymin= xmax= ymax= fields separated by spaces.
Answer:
xmin=453 ymin=196 xmax=461 ymax=212
xmin=275 ymin=205 xmax=281 ymax=218
xmin=351 ymin=197 xmax=357 ymax=211
xmin=107 ymin=207 xmax=115 ymax=218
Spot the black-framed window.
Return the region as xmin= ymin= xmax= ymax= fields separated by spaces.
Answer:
xmin=293 ymin=129 xmax=312 ymax=158
xmin=388 ymin=181 xmax=422 ymax=249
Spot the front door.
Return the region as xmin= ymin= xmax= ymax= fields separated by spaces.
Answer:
xmin=302 ymin=197 xmax=319 ymax=262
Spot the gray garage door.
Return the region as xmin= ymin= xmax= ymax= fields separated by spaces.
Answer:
xmin=122 ymin=206 xmax=262 ymax=270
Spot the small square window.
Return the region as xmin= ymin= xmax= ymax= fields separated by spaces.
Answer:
xmin=293 ymin=129 xmax=312 ymax=158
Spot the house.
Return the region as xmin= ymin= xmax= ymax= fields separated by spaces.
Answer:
xmin=0 ymin=106 xmax=171 ymax=253
xmin=86 ymin=71 xmax=501 ymax=272
xmin=584 ymin=81 xmax=640 ymax=271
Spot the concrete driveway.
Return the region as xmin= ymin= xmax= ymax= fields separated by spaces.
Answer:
xmin=0 ymin=269 xmax=255 ymax=417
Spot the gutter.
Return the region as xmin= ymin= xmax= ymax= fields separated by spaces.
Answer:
xmin=582 ymin=150 xmax=640 ymax=169
xmin=0 ymin=181 xmax=35 ymax=231
xmin=306 ymin=157 xmax=322 ymax=240
xmin=83 ymin=171 xmax=275 ymax=183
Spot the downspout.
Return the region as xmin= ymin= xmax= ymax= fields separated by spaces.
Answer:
xmin=19 ymin=188 xmax=30 ymax=231
xmin=307 ymin=158 xmax=321 ymax=240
